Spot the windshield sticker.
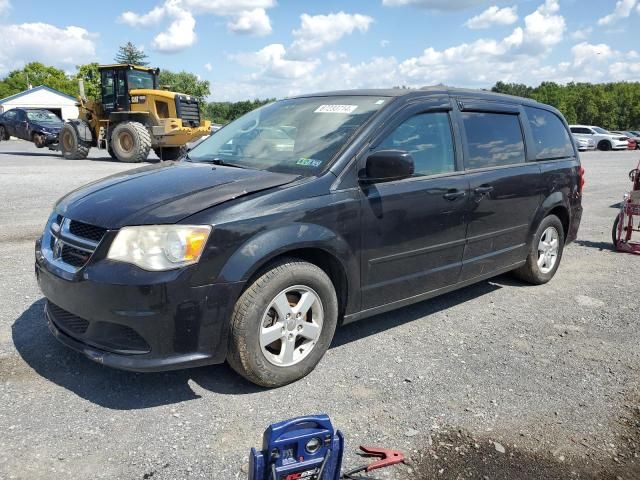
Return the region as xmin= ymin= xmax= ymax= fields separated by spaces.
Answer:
xmin=374 ymin=99 xmax=385 ymax=105
xmin=296 ymin=158 xmax=322 ymax=167
xmin=314 ymin=104 xmax=358 ymax=114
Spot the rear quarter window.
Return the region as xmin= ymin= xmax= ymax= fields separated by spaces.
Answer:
xmin=525 ymin=107 xmax=574 ymax=160
xmin=461 ymin=112 xmax=525 ymax=169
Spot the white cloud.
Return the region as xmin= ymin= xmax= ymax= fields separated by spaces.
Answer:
xmin=571 ymin=42 xmax=616 ymax=68
xmin=382 ymin=0 xmax=486 ymax=10
xmin=0 ymin=0 xmax=11 ymax=16
xmin=152 ymin=3 xmax=197 ymax=53
xmin=231 ymin=43 xmax=320 ymax=79
xmin=570 ymin=27 xmax=592 ymax=41
xmin=0 ymin=23 xmax=97 ymax=75
xmin=380 ymin=39 xmax=390 ymax=48
xmin=180 ymin=0 xmax=275 ymax=15
xmin=291 ymin=12 xmax=373 ymax=54
xmin=518 ymin=0 xmax=565 ymax=53
xmin=120 ymin=0 xmax=276 ymax=52
xmin=119 ymin=5 xmax=166 ymax=27
xmin=465 ymin=5 xmax=518 ymax=29
xmin=598 ymin=0 xmax=637 ymax=26
xmin=204 ymin=63 xmax=212 ymax=71
xmin=227 ymin=8 xmax=272 ymax=36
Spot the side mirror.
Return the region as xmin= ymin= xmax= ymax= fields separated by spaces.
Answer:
xmin=360 ymin=149 xmax=414 ymax=184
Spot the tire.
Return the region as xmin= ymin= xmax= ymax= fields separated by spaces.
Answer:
xmin=59 ymin=121 xmax=91 ymax=160
xmin=109 ymin=122 xmax=151 ymax=163
xmin=107 ymin=144 xmax=117 ymax=160
xmin=153 ymin=146 xmax=186 ymax=161
xmin=513 ymin=215 xmax=565 ymax=285
xmin=612 ymin=214 xmax=621 ymax=249
xmin=227 ymin=258 xmax=339 ymax=387
xmin=0 ymin=125 xmax=8 ymax=141
xmin=598 ymin=140 xmax=611 ymax=151
xmin=32 ymin=132 xmax=46 ymax=148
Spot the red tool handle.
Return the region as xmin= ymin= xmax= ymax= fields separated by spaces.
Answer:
xmin=358 ymin=446 xmax=405 ymax=472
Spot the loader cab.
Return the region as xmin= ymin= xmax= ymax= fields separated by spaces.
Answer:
xmin=99 ymin=65 xmax=160 ymax=115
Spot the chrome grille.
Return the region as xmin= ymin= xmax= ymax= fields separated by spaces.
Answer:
xmin=175 ymin=95 xmax=201 ymax=127
xmin=43 ymin=215 xmax=106 ymax=272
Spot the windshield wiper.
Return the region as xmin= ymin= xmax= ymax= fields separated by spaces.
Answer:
xmin=188 ymin=156 xmax=253 ymax=169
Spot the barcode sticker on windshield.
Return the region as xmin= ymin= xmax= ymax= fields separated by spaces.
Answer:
xmin=314 ymin=104 xmax=358 ymax=114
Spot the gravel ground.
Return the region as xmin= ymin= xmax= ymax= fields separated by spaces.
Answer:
xmin=0 ymin=140 xmax=638 ymax=480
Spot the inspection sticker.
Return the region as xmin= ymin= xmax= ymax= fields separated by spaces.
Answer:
xmin=314 ymin=104 xmax=358 ymax=114
xmin=296 ymin=158 xmax=322 ymax=167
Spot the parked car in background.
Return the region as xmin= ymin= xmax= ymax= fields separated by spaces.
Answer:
xmin=569 ymin=125 xmax=628 ymax=151
xmin=0 ymin=108 xmax=63 ymax=147
xmin=611 ymin=131 xmax=640 ymax=150
xmin=572 ymin=134 xmax=596 ymax=151
xmin=36 ymin=87 xmax=583 ymax=387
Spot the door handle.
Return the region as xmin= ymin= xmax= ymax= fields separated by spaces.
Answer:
xmin=443 ymin=189 xmax=466 ymax=201
xmin=474 ymin=185 xmax=494 ymax=195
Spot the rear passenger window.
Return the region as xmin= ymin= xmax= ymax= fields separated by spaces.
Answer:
xmin=525 ymin=107 xmax=574 ymax=160
xmin=461 ymin=112 xmax=525 ymax=169
xmin=375 ymin=112 xmax=455 ymax=177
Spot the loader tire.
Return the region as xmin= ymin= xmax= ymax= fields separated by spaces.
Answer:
xmin=60 ymin=121 xmax=91 ymax=160
xmin=153 ymin=146 xmax=186 ymax=161
xmin=110 ymin=122 xmax=151 ymax=163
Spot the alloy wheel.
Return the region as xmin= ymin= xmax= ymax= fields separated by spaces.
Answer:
xmin=259 ymin=285 xmax=324 ymax=367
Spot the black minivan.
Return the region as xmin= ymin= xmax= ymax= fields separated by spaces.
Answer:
xmin=35 ymin=87 xmax=583 ymax=387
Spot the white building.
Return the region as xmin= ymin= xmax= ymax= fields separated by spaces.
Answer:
xmin=0 ymin=85 xmax=78 ymax=120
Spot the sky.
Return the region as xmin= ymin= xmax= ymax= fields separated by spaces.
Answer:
xmin=1 ymin=0 xmax=639 ymax=101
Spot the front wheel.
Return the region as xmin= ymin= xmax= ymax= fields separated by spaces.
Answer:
xmin=59 ymin=121 xmax=91 ymax=159
xmin=109 ymin=122 xmax=151 ymax=163
xmin=598 ymin=140 xmax=612 ymax=151
xmin=513 ymin=215 xmax=565 ymax=285
xmin=227 ymin=258 xmax=338 ymax=387
xmin=0 ymin=125 xmax=8 ymax=141
xmin=612 ymin=214 xmax=621 ymax=249
xmin=153 ymin=146 xmax=186 ymax=161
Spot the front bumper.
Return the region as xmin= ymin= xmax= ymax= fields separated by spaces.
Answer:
xmin=35 ymin=238 xmax=243 ymax=372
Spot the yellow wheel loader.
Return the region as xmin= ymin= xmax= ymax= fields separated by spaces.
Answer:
xmin=59 ymin=64 xmax=211 ymax=162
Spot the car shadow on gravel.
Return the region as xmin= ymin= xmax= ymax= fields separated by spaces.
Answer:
xmin=334 ymin=277 xmax=506 ymax=347
xmin=11 ymin=299 xmax=264 ymax=410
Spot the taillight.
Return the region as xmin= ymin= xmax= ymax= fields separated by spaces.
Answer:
xmin=579 ymin=166 xmax=585 ymax=193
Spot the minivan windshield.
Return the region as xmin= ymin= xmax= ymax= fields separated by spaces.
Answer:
xmin=187 ymin=96 xmax=389 ymax=174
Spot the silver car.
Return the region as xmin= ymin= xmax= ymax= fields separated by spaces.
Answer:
xmin=572 ymin=134 xmax=596 ymax=151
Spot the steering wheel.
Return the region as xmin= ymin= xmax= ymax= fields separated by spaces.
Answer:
xmin=239 ymin=117 xmax=259 ymax=134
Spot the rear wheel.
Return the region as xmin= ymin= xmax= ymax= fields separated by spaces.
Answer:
xmin=227 ymin=258 xmax=338 ymax=387
xmin=513 ymin=215 xmax=565 ymax=285
xmin=598 ymin=140 xmax=612 ymax=151
xmin=153 ymin=146 xmax=186 ymax=161
xmin=59 ymin=121 xmax=91 ymax=159
xmin=109 ymin=122 xmax=151 ymax=163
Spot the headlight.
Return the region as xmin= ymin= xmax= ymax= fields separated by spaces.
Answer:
xmin=107 ymin=225 xmax=211 ymax=271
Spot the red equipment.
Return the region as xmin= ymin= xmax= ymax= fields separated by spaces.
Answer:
xmin=613 ymin=159 xmax=640 ymax=254
xmin=341 ymin=446 xmax=405 ymax=479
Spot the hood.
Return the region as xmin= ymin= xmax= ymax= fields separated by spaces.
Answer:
xmin=32 ymin=121 xmax=62 ymax=132
xmin=55 ymin=161 xmax=298 ymax=228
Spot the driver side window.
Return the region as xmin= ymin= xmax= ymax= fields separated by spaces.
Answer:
xmin=375 ymin=112 xmax=455 ymax=177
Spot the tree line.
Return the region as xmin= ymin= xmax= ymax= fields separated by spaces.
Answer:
xmin=491 ymin=81 xmax=640 ymax=130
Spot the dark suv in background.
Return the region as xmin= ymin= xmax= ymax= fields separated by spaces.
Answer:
xmin=35 ymin=88 xmax=583 ymax=387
